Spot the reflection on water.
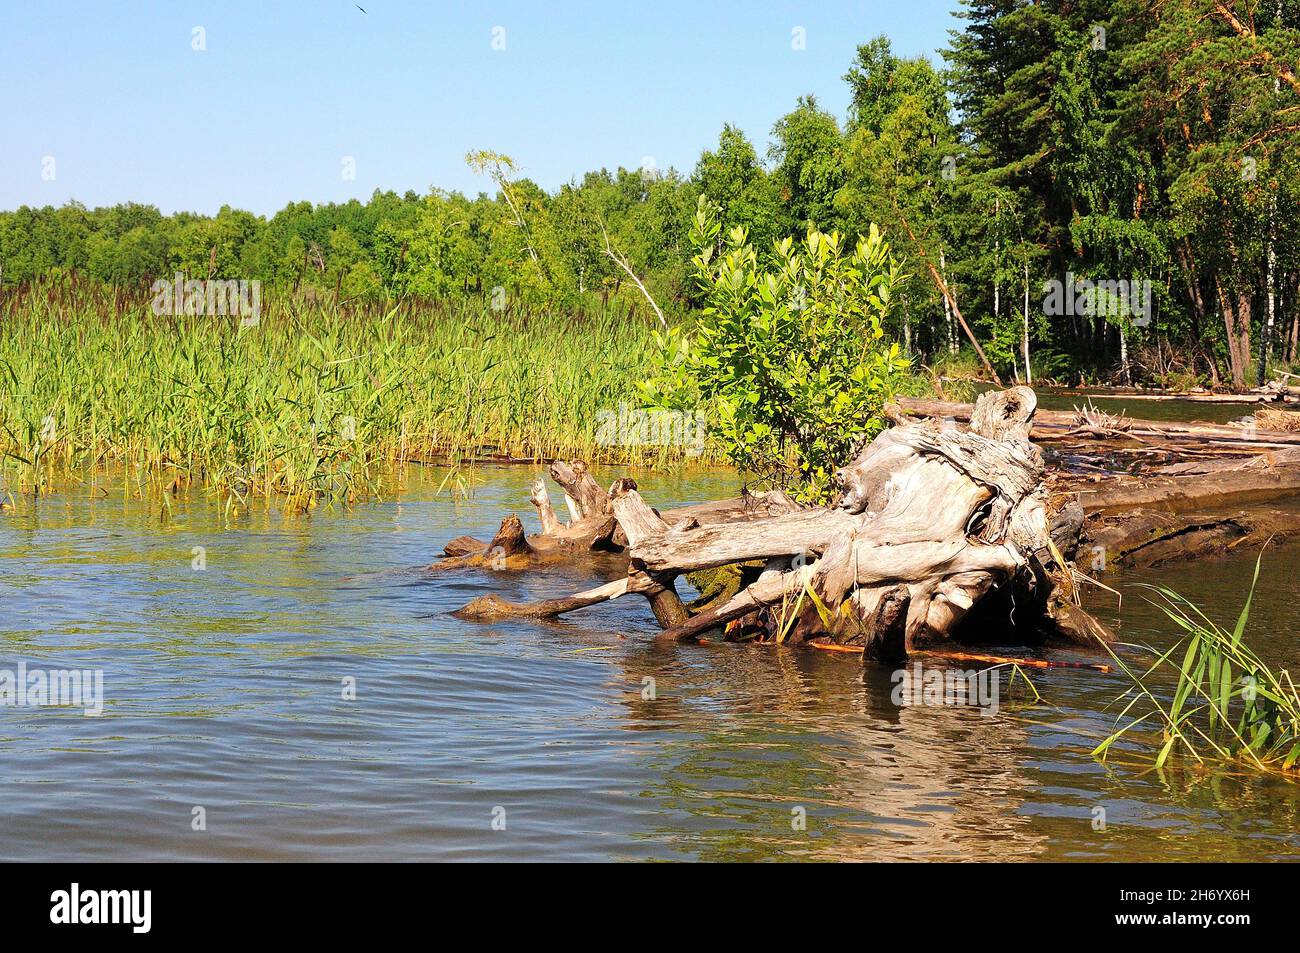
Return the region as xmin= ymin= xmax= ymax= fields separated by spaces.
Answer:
xmin=2 ymin=461 xmax=1299 ymax=861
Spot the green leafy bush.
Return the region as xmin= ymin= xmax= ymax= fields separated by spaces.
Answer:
xmin=644 ymin=196 xmax=908 ymax=502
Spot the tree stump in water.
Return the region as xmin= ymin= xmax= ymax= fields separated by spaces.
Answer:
xmin=640 ymin=386 xmax=1096 ymax=652
xmin=436 ymin=387 xmax=1111 ymax=658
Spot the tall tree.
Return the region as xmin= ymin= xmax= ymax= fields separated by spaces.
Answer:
xmin=768 ymin=94 xmax=845 ymax=233
xmin=692 ymin=125 xmax=782 ymax=251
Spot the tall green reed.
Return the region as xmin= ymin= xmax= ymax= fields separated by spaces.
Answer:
xmin=0 ymin=281 xmax=707 ymax=509
xmin=1095 ymin=552 xmax=1300 ymax=776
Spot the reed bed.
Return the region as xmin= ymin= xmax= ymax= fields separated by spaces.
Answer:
xmin=0 ymin=280 xmax=695 ymax=509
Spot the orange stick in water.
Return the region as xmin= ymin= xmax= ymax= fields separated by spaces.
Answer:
xmin=804 ymin=641 xmax=1111 ymax=673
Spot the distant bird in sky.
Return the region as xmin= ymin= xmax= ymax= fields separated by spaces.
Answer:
xmin=355 ymin=4 xmax=367 ymax=13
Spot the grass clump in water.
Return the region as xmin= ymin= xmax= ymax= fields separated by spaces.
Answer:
xmin=1095 ymin=553 xmax=1300 ymax=777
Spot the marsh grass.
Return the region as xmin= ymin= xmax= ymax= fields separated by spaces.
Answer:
xmin=0 ymin=280 xmax=700 ymax=510
xmin=1095 ymin=553 xmax=1300 ymax=777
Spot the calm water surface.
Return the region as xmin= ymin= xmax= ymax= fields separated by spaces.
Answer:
xmin=3 ymin=457 xmax=1299 ymax=861
xmin=1024 ymin=385 xmax=1262 ymax=425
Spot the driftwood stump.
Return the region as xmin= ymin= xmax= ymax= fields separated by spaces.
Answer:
xmin=639 ymin=386 xmax=1092 ymax=653
xmin=433 ymin=388 xmax=1112 ymax=660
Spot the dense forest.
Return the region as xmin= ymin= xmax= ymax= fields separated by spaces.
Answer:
xmin=2 ymin=0 xmax=1298 ymax=389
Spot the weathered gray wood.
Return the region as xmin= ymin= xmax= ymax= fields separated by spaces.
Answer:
xmin=609 ymin=478 xmax=667 ymax=545
xmin=969 ymin=385 xmax=1037 ymax=443
xmin=529 ymin=476 xmax=563 ymax=535
xmin=657 ymin=488 xmax=805 ymax=525
xmin=432 ymin=470 xmax=811 ymax=577
xmin=549 ymin=460 xmax=610 ymax=519
xmin=655 ymin=387 xmax=1069 ymax=649
xmin=608 ymin=479 xmax=689 ymax=627
xmin=1082 ymin=505 xmax=1300 ymax=570
xmin=630 ymin=508 xmax=861 ymax=574
xmin=896 ymin=395 xmax=1300 ymax=447
xmin=445 ymin=387 xmax=1115 ymax=660
xmin=1153 ymin=446 xmax=1300 ymax=475
xmin=1067 ymin=465 xmax=1300 ymax=514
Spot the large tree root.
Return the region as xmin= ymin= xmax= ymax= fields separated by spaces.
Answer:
xmin=645 ymin=386 xmax=1064 ymax=652
xmin=435 ymin=386 xmax=1117 ymax=661
xmin=430 ymin=463 xmax=803 ymax=572
xmin=455 ymin=578 xmax=636 ymax=620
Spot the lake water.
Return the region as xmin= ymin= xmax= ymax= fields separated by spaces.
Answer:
xmin=2 ymin=459 xmax=1299 ymax=861
xmin=1019 ymin=385 xmax=1261 ymax=426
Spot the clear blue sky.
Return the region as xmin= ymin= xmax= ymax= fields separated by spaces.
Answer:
xmin=0 ymin=0 xmax=964 ymax=216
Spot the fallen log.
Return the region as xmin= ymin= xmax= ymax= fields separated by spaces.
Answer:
xmin=607 ymin=479 xmax=689 ymax=628
xmin=1054 ymin=389 xmax=1296 ymax=405
xmin=548 ymin=459 xmax=610 ymax=520
xmin=439 ymin=475 xmax=694 ymax=625
xmin=529 ymin=476 xmax=563 ymax=535
xmin=1153 ymin=446 xmax=1300 ymax=475
xmin=1082 ymin=505 xmax=1300 ymax=570
xmin=895 ymin=396 xmax=1300 ymax=449
xmin=1064 ymin=454 xmax=1300 ymax=514
xmin=630 ymin=508 xmax=860 ymax=574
